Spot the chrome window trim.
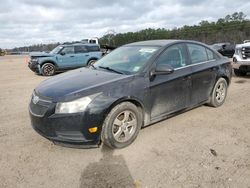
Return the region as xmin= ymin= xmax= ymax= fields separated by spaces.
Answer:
xmin=174 ymin=59 xmax=216 ymax=70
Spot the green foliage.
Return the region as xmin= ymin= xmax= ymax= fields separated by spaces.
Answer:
xmin=100 ymin=12 xmax=250 ymax=46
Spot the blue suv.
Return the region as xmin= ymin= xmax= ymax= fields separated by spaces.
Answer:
xmin=28 ymin=43 xmax=102 ymax=76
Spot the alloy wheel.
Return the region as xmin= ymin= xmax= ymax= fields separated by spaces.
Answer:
xmin=215 ymin=82 xmax=226 ymax=103
xmin=112 ymin=110 xmax=137 ymax=143
xmin=43 ymin=64 xmax=54 ymax=76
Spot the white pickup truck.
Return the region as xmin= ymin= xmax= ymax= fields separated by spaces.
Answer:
xmin=233 ymin=41 xmax=250 ymax=76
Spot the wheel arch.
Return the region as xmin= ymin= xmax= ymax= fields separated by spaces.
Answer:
xmin=40 ymin=60 xmax=58 ymax=68
xmin=208 ymin=75 xmax=230 ymax=104
xmin=87 ymin=58 xmax=98 ymax=65
xmin=221 ymin=75 xmax=230 ymax=86
xmin=104 ymin=97 xmax=145 ymax=126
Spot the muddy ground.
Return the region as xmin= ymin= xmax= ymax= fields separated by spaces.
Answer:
xmin=0 ymin=55 xmax=250 ymax=188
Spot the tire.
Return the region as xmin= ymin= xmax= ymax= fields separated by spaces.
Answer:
xmin=87 ymin=59 xmax=96 ymax=67
xmin=101 ymin=102 xmax=142 ymax=149
xmin=208 ymin=78 xmax=228 ymax=107
xmin=41 ymin=63 xmax=55 ymax=76
xmin=234 ymin=69 xmax=246 ymax=77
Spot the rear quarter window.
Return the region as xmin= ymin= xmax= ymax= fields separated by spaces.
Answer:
xmin=206 ymin=48 xmax=217 ymax=60
xmin=87 ymin=46 xmax=100 ymax=52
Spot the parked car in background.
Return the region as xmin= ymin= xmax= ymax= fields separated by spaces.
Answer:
xmin=0 ymin=48 xmax=6 ymax=56
xmin=28 ymin=43 xmax=102 ymax=76
xmin=233 ymin=42 xmax=250 ymax=76
xmin=81 ymin=37 xmax=99 ymax=44
xmin=210 ymin=43 xmax=235 ymax=58
xmin=29 ymin=40 xmax=232 ymax=149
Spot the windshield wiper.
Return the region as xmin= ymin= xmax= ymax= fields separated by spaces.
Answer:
xmin=98 ymin=66 xmax=124 ymax=74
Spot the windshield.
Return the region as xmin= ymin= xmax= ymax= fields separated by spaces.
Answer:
xmin=94 ymin=46 xmax=159 ymax=74
xmin=50 ymin=46 xmax=63 ymax=54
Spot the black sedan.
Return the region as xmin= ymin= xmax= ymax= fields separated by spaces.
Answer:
xmin=29 ymin=40 xmax=232 ymax=149
xmin=211 ymin=43 xmax=235 ymax=58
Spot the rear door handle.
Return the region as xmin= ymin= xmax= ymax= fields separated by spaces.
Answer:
xmin=85 ymin=54 xmax=89 ymax=57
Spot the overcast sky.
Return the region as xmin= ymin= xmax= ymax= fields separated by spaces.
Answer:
xmin=0 ymin=0 xmax=249 ymax=49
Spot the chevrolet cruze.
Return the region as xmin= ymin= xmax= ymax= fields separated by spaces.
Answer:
xmin=29 ymin=40 xmax=232 ymax=149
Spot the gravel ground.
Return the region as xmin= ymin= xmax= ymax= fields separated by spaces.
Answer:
xmin=0 ymin=55 xmax=250 ymax=188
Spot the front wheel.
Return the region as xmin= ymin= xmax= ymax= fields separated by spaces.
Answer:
xmin=101 ymin=102 xmax=142 ymax=149
xmin=87 ymin=59 xmax=96 ymax=67
xmin=41 ymin=63 xmax=55 ymax=76
xmin=208 ymin=78 xmax=228 ymax=107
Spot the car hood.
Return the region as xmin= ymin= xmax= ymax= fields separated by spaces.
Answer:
xmin=30 ymin=52 xmax=54 ymax=57
xmin=35 ymin=68 xmax=134 ymax=102
xmin=236 ymin=42 xmax=250 ymax=49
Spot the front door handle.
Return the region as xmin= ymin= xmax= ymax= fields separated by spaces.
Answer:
xmin=70 ymin=55 xmax=75 ymax=57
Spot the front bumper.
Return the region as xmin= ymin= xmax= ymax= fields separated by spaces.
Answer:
xmin=29 ymin=98 xmax=103 ymax=147
xmin=28 ymin=61 xmax=40 ymax=73
xmin=232 ymin=61 xmax=250 ymax=70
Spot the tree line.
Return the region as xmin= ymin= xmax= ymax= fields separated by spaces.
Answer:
xmin=8 ymin=12 xmax=250 ymax=53
xmin=100 ymin=12 xmax=250 ymax=46
xmin=9 ymin=43 xmax=60 ymax=53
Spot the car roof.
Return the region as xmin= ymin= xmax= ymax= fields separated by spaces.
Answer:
xmin=61 ymin=43 xmax=99 ymax=47
xmin=124 ymin=39 xmax=207 ymax=47
xmin=125 ymin=40 xmax=178 ymax=47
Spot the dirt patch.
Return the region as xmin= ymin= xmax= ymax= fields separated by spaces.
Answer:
xmin=235 ymin=80 xmax=247 ymax=84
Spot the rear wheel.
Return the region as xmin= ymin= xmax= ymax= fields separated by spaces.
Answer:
xmin=101 ymin=102 xmax=142 ymax=149
xmin=208 ymin=78 xmax=228 ymax=107
xmin=41 ymin=63 xmax=55 ymax=76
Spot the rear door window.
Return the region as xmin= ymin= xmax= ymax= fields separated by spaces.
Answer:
xmin=187 ymin=44 xmax=208 ymax=64
xmin=75 ymin=46 xmax=88 ymax=53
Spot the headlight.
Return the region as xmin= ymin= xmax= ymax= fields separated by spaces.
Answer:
xmin=55 ymin=93 xmax=99 ymax=114
xmin=31 ymin=58 xmax=38 ymax=62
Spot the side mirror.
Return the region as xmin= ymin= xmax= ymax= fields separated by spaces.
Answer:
xmin=152 ymin=64 xmax=174 ymax=76
xmin=60 ymin=52 xmax=65 ymax=56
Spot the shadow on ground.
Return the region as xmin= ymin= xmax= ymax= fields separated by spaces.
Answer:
xmin=79 ymin=146 xmax=135 ymax=188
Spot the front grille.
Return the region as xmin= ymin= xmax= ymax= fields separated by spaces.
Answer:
xmin=241 ymin=47 xmax=250 ymax=59
xmin=29 ymin=92 xmax=52 ymax=117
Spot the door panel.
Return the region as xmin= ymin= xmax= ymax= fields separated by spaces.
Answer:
xmin=149 ymin=67 xmax=192 ymax=119
xmin=57 ymin=46 xmax=77 ymax=69
xmin=191 ymin=62 xmax=217 ymax=104
xmin=74 ymin=46 xmax=89 ymax=67
xmin=148 ymin=43 xmax=192 ymax=119
xmin=186 ymin=43 xmax=218 ymax=105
